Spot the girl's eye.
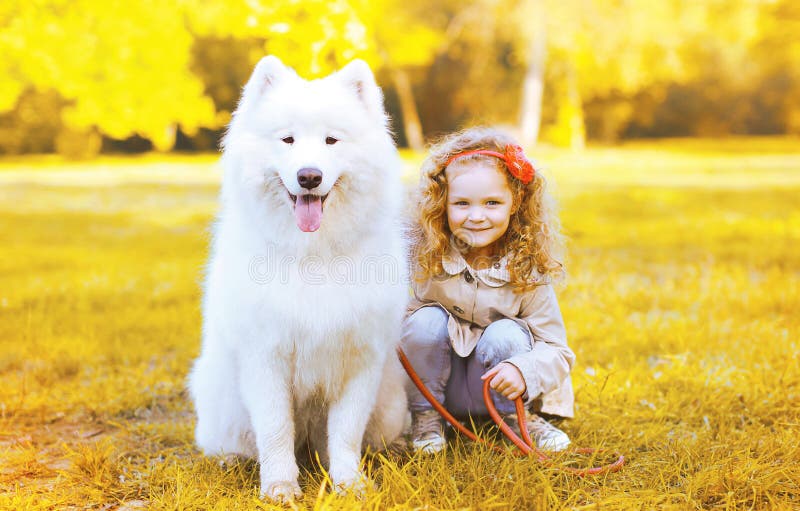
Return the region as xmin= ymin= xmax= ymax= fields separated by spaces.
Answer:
xmin=325 ymin=136 xmax=339 ymax=145
xmin=282 ymin=136 xmax=294 ymax=144
xmin=487 ymin=200 xmax=500 ymax=206
xmin=454 ymin=201 xmax=468 ymax=206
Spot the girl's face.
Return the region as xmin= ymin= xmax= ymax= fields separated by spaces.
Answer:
xmin=445 ymin=160 xmax=514 ymax=258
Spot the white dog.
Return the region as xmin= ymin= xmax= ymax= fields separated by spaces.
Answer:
xmin=188 ymin=56 xmax=409 ymax=501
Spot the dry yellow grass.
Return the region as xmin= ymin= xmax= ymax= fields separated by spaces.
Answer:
xmin=1 ymin=138 xmax=799 ymax=510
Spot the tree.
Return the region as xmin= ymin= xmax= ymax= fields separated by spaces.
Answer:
xmin=354 ymin=0 xmax=446 ymax=150
xmin=0 ymin=0 xmax=375 ymax=155
xmin=184 ymin=0 xmax=376 ymax=79
xmin=512 ymin=0 xmax=693 ymax=147
xmin=1 ymin=0 xmax=217 ymax=153
xmin=518 ymin=0 xmax=546 ymax=147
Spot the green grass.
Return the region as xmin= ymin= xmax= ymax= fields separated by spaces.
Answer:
xmin=1 ymin=137 xmax=799 ymax=509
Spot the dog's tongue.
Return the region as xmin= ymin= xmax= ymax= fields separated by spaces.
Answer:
xmin=294 ymin=195 xmax=323 ymax=232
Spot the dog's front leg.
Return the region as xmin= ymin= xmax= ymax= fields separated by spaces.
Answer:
xmin=327 ymin=357 xmax=384 ymax=493
xmin=238 ymin=351 xmax=301 ymax=502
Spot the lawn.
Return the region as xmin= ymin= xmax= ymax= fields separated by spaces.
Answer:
xmin=1 ymin=138 xmax=799 ymax=510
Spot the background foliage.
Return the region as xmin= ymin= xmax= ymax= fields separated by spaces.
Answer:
xmin=1 ymin=0 xmax=799 ymax=156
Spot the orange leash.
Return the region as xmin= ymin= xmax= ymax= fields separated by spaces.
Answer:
xmin=397 ymin=348 xmax=625 ymax=476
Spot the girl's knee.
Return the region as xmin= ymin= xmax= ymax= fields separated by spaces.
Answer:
xmin=402 ymin=306 xmax=450 ymax=349
xmin=475 ymin=319 xmax=530 ymax=366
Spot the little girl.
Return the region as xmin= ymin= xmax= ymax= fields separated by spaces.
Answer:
xmin=403 ymin=126 xmax=575 ymax=454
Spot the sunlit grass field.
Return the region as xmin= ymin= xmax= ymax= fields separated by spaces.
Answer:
xmin=1 ymin=138 xmax=799 ymax=510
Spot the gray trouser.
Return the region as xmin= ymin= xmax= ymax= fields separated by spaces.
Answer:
xmin=401 ymin=305 xmax=532 ymax=417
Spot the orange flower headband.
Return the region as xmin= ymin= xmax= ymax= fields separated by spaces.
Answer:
xmin=445 ymin=144 xmax=535 ymax=184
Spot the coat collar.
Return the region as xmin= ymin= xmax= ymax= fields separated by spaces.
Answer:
xmin=442 ymin=247 xmax=512 ymax=288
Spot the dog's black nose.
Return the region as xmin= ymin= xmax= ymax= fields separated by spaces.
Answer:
xmin=297 ymin=168 xmax=323 ymax=190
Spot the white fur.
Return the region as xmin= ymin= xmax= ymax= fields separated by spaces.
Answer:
xmin=188 ymin=56 xmax=409 ymax=501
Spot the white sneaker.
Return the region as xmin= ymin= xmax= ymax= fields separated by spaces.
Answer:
xmin=501 ymin=411 xmax=571 ymax=452
xmin=410 ymin=409 xmax=446 ymax=454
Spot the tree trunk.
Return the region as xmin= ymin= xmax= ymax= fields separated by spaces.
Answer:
xmin=519 ymin=0 xmax=546 ymax=147
xmin=391 ymin=68 xmax=424 ymax=151
xmin=566 ymin=66 xmax=585 ymax=151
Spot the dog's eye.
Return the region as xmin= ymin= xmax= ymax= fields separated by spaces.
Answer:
xmin=282 ymin=136 xmax=294 ymax=145
xmin=325 ymin=136 xmax=338 ymax=145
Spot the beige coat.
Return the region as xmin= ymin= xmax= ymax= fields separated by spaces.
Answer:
xmin=407 ymin=248 xmax=575 ymax=418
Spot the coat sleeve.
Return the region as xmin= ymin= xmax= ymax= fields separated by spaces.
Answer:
xmin=503 ymin=284 xmax=575 ymax=404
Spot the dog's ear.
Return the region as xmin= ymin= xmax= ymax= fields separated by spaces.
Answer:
xmin=238 ymin=55 xmax=294 ymax=111
xmin=336 ymin=59 xmax=385 ymax=120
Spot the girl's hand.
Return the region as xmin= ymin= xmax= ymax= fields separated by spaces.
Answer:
xmin=481 ymin=362 xmax=527 ymax=401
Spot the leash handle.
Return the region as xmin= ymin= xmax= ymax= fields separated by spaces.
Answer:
xmin=397 ymin=347 xmax=625 ymax=476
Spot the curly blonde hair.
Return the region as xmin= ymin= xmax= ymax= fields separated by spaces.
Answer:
xmin=408 ymin=126 xmax=565 ymax=293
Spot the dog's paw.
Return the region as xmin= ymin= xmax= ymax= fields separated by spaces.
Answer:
xmin=332 ymin=473 xmax=374 ymax=497
xmin=260 ymin=480 xmax=302 ymax=503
